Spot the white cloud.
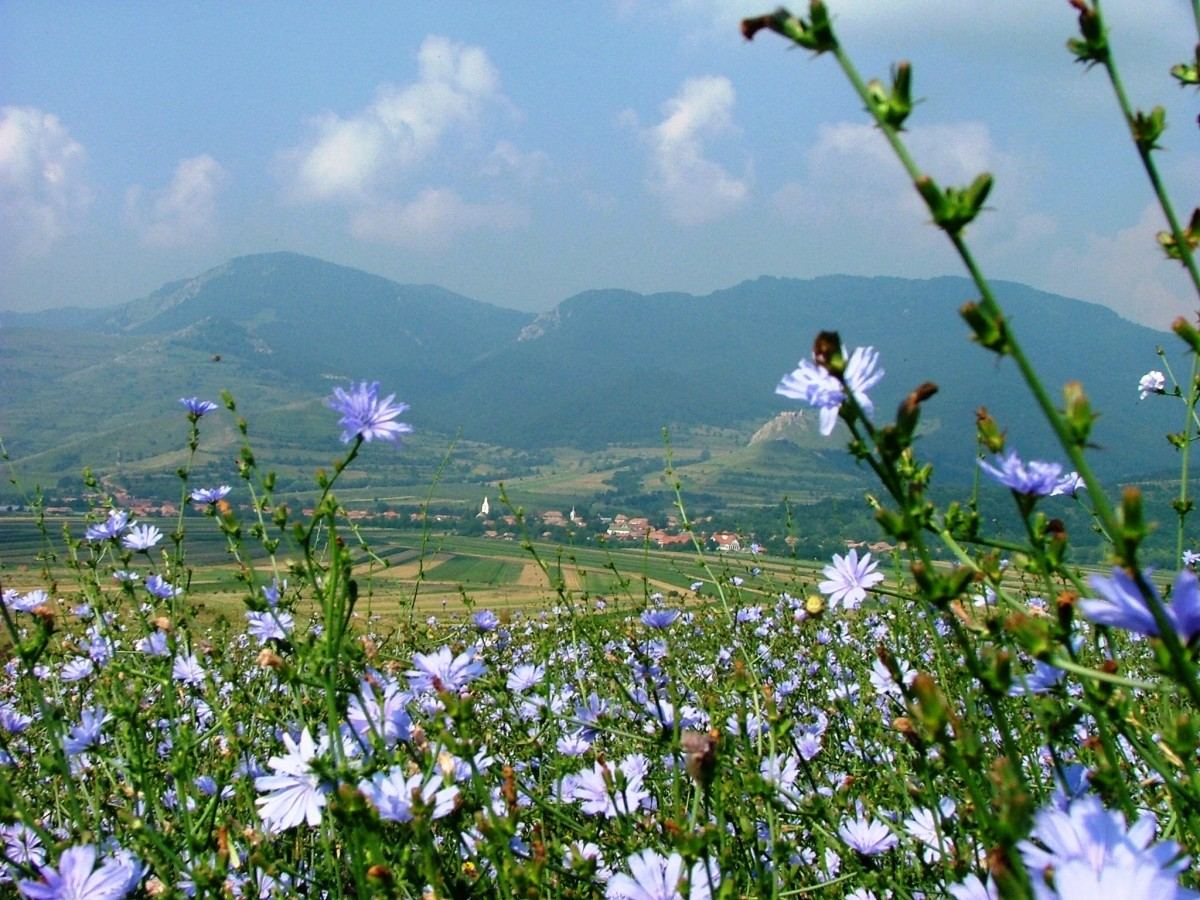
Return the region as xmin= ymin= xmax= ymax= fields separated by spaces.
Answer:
xmin=0 ymin=106 xmax=90 ymax=256
xmin=769 ymin=120 xmax=1047 ymax=267
xmin=348 ymin=187 xmax=527 ymax=250
xmin=283 ymin=35 xmax=505 ymax=203
xmin=125 ymin=155 xmax=227 ymax=247
xmin=1045 ymin=203 xmax=1196 ymax=330
xmin=278 ymin=35 xmax=534 ymax=250
xmin=633 ymin=75 xmax=752 ymax=225
xmin=483 ymin=140 xmax=550 ymax=186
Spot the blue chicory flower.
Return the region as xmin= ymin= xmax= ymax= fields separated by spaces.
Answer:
xmin=1018 ymin=793 xmax=1195 ymax=898
xmin=605 ymin=848 xmax=720 ymax=900
xmin=358 ymin=769 xmax=458 ymax=823
xmin=189 ymin=485 xmax=231 ymax=505
xmin=121 ymin=524 xmax=163 ymax=552
xmin=979 ymin=450 xmax=1073 ymax=498
xmin=85 ymin=510 xmax=131 ymax=542
xmin=641 ymin=608 xmax=681 ymax=629
xmin=839 ymin=815 xmax=899 ymax=855
xmin=407 ymin=646 xmax=484 ymax=694
xmin=18 ymin=843 xmax=140 ymax=899
xmin=818 ymin=549 xmax=884 ymax=610
xmin=472 ymin=609 xmax=500 ymax=632
xmin=180 ymin=397 xmax=219 ymax=417
xmin=145 ymin=575 xmax=182 ymax=600
xmin=254 ymin=729 xmax=330 ymax=833
xmin=777 ymin=345 xmax=884 ymax=436
xmin=326 ymin=381 xmax=412 ymax=445
xmin=1138 ymin=370 xmax=1166 ymax=399
xmin=1077 ymin=567 xmax=1200 ymax=643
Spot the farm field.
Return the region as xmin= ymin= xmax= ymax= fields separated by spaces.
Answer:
xmin=0 ymin=515 xmax=833 ymax=628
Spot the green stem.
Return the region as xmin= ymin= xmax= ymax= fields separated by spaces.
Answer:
xmin=1094 ymin=0 xmax=1200 ymax=301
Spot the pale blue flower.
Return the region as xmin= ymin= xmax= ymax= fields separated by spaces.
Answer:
xmin=1051 ymin=471 xmax=1085 ymax=497
xmin=506 ymin=663 xmax=545 ymax=692
xmin=777 ymin=345 xmax=884 ymax=436
xmin=8 ymin=590 xmax=48 ymax=612
xmin=473 ymin=609 xmax=499 ymax=632
xmin=557 ymin=731 xmax=592 ymax=756
xmin=574 ymin=757 xmax=650 ymax=818
xmin=359 ymin=769 xmax=458 ymax=823
xmin=1078 ymin=567 xmax=1200 ymax=642
xmin=948 ymin=874 xmax=999 ymax=900
xmin=189 ymin=486 xmax=231 ymax=505
xmin=261 ymin=578 xmax=286 ymax=607
xmin=64 ymin=707 xmax=110 ymax=757
xmin=407 ymin=646 xmax=484 ymax=694
xmin=180 ymin=397 xmax=218 ymax=417
xmin=641 ymin=608 xmax=680 ymax=629
xmin=254 ymin=728 xmax=330 ymax=832
xmin=564 ymin=841 xmax=611 ymax=881
xmin=245 ymin=610 xmax=294 ymax=645
xmin=1018 ymin=794 xmax=1197 ymax=899
xmin=839 ymin=815 xmax=898 ymax=855
xmin=172 ymin=654 xmax=206 ymax=686
xmin=819 ymin=549 xmax=884 ymax=609
xmin=979 ymin=450 xmax=1065 ymax=497
xmin=145 ymin=575 xmax=181 ymax=600
xmin=135 ymin=631 xmax=170 ymax=657
xmin=18 ymin=844 xmax=138 ymax=899
xmin=904 ymin=798 xmax=956 ymax=863
xmin=85 ymin=511 xmax=131 ymax=542
xmin=347 ymin=675 xmax=413 ymax=749
xmin=574 ymin=693 xmax=610 ymax=740
xmin=1 ymin=822 xmax=44 ymax=869
xmin=121 ymin=524 xmax=163 ymax=551
xmin=1009 ymin=658 xmax=1067 ymax=696
xmin=605 ymin=848 xmax=720 ymax=900
xmin=60 ymin=658 xmax=94 ymax=682
xmin=0 ymin=703 xmax=33 ymax=734
xmin=1138 ymin=370 xmax=1166 ymax=399
xmin=326 ymin=381 xmax=412 ymax=445
xmin=1184 ymin=550 xmax=1199 ymax=569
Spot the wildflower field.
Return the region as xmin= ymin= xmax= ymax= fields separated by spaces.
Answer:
xmin=4 ymin=2 xmax=1200 ymax=897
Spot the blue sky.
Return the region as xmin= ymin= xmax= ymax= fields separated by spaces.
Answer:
xmin=2 ymin=1 xmax=1196 ymax=328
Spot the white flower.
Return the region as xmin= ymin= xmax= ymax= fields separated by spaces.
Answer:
xmin=254 ymin=728 xmax=330 ymax=832
xmin=1138 ymin=370 xmax=1165 ymax=399
xmin=818 ymin=549 xmax=884 ymax=609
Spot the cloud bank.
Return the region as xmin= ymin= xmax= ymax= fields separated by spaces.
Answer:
xmin=125 ymin=155 xmax=228 ymax=247
xmin=279 ymin=35 xmax=528 ymax=248
xmin=632 ymin=75 xmax=752 ymax=225
xmin=0 ymin=106 xmax=91 ymax=257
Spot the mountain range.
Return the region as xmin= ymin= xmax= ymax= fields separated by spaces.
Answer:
xmin=0 ymin=251 xmax=1184 ymax=494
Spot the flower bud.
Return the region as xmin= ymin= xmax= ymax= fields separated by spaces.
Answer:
xmin=896 ymin=381 xmax=939 ymax=440
xmin=681 ymin=729 xmax=719 ymax=787
xmin=1118 ymin=486 xmax=1148 ymax=552
xmin=1173 ymin=315 xmax=1200 ymax=354
xmin=1061 ymin=380 xmax=1094 ymax=446
xmin=1132 ymin=106 xmax=1167 ymax=151
xmin=740 ymin=3 xmax=837 ymax=53
xmin=961 ymin=303 xmax=1010 ymax=354
xmin=812 ymin=331 xmax=842 ymax=372
xmin=975 ymin=407 xmax=1006 ymax=453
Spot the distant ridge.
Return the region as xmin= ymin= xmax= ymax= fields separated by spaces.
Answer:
xmin=0 ymin=252 xmax=1180 ymax=484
